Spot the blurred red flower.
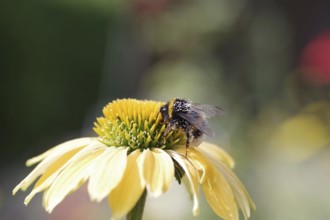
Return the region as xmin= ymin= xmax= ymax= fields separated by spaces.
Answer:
xmin=300 ymin=31 xmax=330 ymax=86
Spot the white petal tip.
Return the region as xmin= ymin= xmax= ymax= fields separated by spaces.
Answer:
xmin=26 ymin=157 xmax=43 ymax=167
xmin=12 ymin=186 xmax=20 ymax=195
xmin=148 ymin=190 xmax=163 ymax=198
xmin=23 ymin=199 xmax=30 ymax=206
xmin=24 ymin=193 xmax=35 ymax=206
xmin=88 ymin=186 xmax=111 ymax=203
xmin=193 ymin=207 xmax=200 ymax=216
xmin=25 ymin=160 xmax=35 ymax=167
xmin=44 ymin=205 xmax=54 ymax=214
xmin=89 ymin=194 xmax=103 ymax=203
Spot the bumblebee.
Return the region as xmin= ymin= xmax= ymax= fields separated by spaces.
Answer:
xmin=160 ymin=98 xmax=223 ymax=151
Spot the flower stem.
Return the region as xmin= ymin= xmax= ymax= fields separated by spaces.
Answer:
xmin=126 ymin=189 xmax=147 ymax=220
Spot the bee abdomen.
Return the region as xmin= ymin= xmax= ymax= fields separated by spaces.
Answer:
xmin=177 ymin=118 xmax=203 ymax=139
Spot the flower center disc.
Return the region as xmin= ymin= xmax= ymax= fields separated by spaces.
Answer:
xmin=94 ymin=99 xmax=185 ymax=150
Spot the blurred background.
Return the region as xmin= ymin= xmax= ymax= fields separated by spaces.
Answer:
xmin=1 ymin=0 xmax=330 ymax=219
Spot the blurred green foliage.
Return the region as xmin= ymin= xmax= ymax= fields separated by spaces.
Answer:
xmin=0 ymin=0 xmax=110 ymax=163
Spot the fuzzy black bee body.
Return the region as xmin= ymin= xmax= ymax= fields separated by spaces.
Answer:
xmin=160 ymin=98 xmax=223 ymax=152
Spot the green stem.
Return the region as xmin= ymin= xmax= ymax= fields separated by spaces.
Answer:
xmin=126 ymin=189 xmax=147 ymax=220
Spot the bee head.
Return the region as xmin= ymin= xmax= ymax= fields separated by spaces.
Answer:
xmin=159 ymin=103 xmax=170 ymax=122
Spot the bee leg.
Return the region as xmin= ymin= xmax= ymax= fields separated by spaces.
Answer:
xmin=185 ymin=130 xmax=194 ymax=157
xmin=164 ymin=121 xmax=177 ymax=136
xmin=164 ymin=125 xmax=171 ymax=137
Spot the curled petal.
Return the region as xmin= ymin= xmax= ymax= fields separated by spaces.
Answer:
xmin=173 ymin=146 xmax=207 ymax=183
xmin=189 ymin=148 xmax=239 ymax=220
xmin=197 ymin=142 xmax=235 ymax=168
xmin=138 ymin=148 xmax=174 ymax=197
xmin=215 ymin=161 xmax=256 ymax=219
xmin=88 ymin=147 xmax=128 ymax=202
xmin=196 ymin=145 xmax=255 ymax=219
xmin=167 ymin=150 xmax=200 ymax=216
xmin=202 ymin=166 xmax=239 ymax=220
xmin=108 ymin=150 xmax=145 ymax=220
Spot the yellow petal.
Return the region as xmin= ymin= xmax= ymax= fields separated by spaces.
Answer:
xmin=22 ymin=141 xmax=107 ymax=206
xmin=197 ymin=142 xmax=235 ymax=168
xmin=88 ymin=147 xmax=128 ymax=202
xmin=26 ymin=138 xmax=95 ymax=166
xmin=108 ymin=150 xmax=145 ymax=219
xmin=13 ymin=138 xmax=95 ymax=195
xmin=202 ymin=170 xmax=239 ymax=220
xmin=173 ymin=146 xmax=206 ymax=183
xmin=23 ymin=147 xmax=84 ymax=205
xmin=34 ymin=148 xmax=83 ymax=188
xmin=215 ymin=161 xmax=256 ymax=219
xmin=43 ymin=147 xmax=105 ymax=213
xmin=189 ymin=148 xmax=238 ymax=220
xmin=138 ymin=148 xmax=174 ymax=197
xmin=167 ymin=150 xmax=200 ymax=216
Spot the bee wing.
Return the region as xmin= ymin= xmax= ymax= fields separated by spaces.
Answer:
xmin=176 ymin=110 xmax=215 ymax=137
xmin=191 ymin=104 xmax=224 ymax=119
